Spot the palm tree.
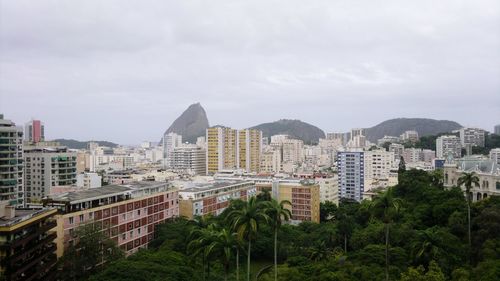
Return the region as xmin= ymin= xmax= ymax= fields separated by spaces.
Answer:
xmin=309 ymin=241 xmax=331 ymax=262
xmin=227 ymin=197 xmax=269 ymax=281
xmin=370 ymin=187 xmax=403 ymax=281
xmin=411 ymin=227 xmax=445 ymax=266
xmin=264 ymin=199 xmax=291 ymax=281
xmin=457 ymin=171 xmax=480 ymax=265
xmin=187 ymin=224 xmax=217 ymax=281
xmin=206 ymin=228 xmax=239 ymax=281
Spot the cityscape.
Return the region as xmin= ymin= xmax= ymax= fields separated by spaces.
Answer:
xmin=1 ymin=1 xmax=500 ymax=281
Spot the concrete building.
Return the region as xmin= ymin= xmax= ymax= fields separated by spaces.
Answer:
xmin=0 ymin=202 xmax=57 ymax=280
xmin=489 ymin=148 xmax=500 ymax=165
xmin=459 ymin=127 xmax=486 ymax=147
xmin=169 ymin=145 xmax=206 ymax=175
xmin=179 ymin=180 xmax=256 ymax=218
xmin=337 ymin=151 xmax=364 ymax=202
xmin=400 ymin=130 xmax=419 ymax=143
xmin=326 ymin=132 xmax=347 ymax=145
xmin=260 ymin=149 xmax=281 ymax=174
xmin=43 ymin=181 xmax=179 ymax=257
xmin=256 ymin=179 xmax=320 ymax=223
xmin=436 ymin=135 xmax=461 ymax=159
xmin=316 ymin=176 xmax=338 ymax=204
xmin=0 ymin=115 xmax=24 ymax=207
xmin=237 ymin=129 xmax=262 ymax=173
xmin=23 ymin=144 xmax=77 ymax=203
xmin=377 ymin=136 xmax=400 ymax=146
xmin=206 ymin=127 xmax=238 ymax=174
xmin=495 ymin=124 xmax=500 ymax=135
xmin=350 ymin=128 xmax=365 ymax=140
xmin=364 ymin=149 xmax=397 ymax=191
xmin=76 ymin=172 xmax=102 ymax=189
xmin=443 ymin=157 xmax=500 ymax=202
xmin=24 ymin=119 xmax=45 ymax=143
xmin=163 ymin=133 xmax=183 ymax=168
xmin=389 ymin=143 xmax=405 ymax=161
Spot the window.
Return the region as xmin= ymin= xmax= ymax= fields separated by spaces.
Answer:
xmin=130 ymin=231 xmax=134 ymax=239
xmin=138 ymin=228 xmax=141 ymax=235
xmin=89 ymin=212 xmax=93 ymax=219
xmin=79 ymin=214 xmax=84 ymax=222
xmin=69 ymin=217 xmax=74 ymax=224
xmin=137 ymin=210 xmax=141 ymax=216
xmin=122 ymin=233 xmax=126 ymax=240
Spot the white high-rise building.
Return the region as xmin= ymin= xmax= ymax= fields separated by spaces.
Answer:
xmin=459 ymin=127 xmax=486 ymax=147
xmin=170 ymin=145 xmax=206 ymax=175
xmin=337 ymin=151 xmax=364 ymax=202
xmin=389 ymin=143 xmax=405 ymax=161
xmin=0 ymin=115 xmax=24 ymax=206
xmin=163 ymin=133 xmax=183 ymax=168
xmin=364 ymin=149 xmax=397 ymax=191
xmin=436 ymin=135 xmax=461 ymax=159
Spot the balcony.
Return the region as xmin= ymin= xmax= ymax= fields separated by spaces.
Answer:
xmin=8 ymin=221 xmax=57 ymax=248
xmin=8 ymin=233 xmax=57 ymax=265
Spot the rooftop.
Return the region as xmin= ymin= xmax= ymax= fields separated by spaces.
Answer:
xmin=179 ymin=180 xmax=253 ymax=193
xmin=0 ymin=208 xmax=56 ymax=227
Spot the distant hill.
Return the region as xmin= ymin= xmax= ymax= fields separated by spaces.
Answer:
xmin=161 ymin=103 xmax=209 ymax=144
xmin=250 ymin=119 xmax=325 ymax=144
xmin=364 ymin=118 xmax=462 ymax=142
xmin=52 ymin=139 xmax=119 ymax=149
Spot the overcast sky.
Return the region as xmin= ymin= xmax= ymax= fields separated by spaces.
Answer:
xmin=1 ymin=0 xmax=499 ymax=144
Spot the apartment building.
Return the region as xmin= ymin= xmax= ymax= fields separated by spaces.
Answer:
xmin=436 ymin=135 xmax=461 ymax=159
xmin=459 ymin=127 xmax=486 ymax=147
xmin=24 ymin=119 xmax=45 ymax=143
xmin=364 ymin=149 xmax=397 ymax=191
xmin=237 ymin=129 xmax=262 ymax=173
xmin=337 ymin=151 xmax=364 ymax=202
xmin=76 ymin=172 xmax=102 ymax=189
xmin=23 ymin=144 xmax=77 ymax=203
xmin=490 ymin=148 xmax=500 ymax=165
xmin=169 ymin=145 xmax=206 ymax=175
xmin=0 ymin=115 xmax=24 ymax=207
xmin=0 ymin=202 xmax=57 ymax=280
xmin=400 ymin=130 xmax=419 ymax=143
xmin=179 ymin=180 xmax=256 ymax=218
xmin=163 ymin=133 xmax=183 ymax=168
xmin=43 ymin=181 xmax=179 ymax=257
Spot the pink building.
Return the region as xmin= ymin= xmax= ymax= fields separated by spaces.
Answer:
xmin=43 ymin=181 xmax=179 ymax=257
xmin=24 ymin=119 xmax=45 ymax=143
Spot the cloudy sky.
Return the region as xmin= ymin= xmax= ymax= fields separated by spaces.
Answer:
xmin=1 ymin=0 xmax=499 ymax=144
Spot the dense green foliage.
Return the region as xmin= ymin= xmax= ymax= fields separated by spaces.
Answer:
xmin=88 ymin=169 xmax=500 ymax=281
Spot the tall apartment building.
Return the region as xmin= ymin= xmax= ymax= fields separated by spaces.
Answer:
xmin=43 ymin=181 xmax=179 ymax=257
xmin=280 ymin=139 xmax=304 ymax=164
xmin=256 ymin=179 xmax=320 ymax=223
xmin=490 ymin=148 xmax=500 ymax=165
xmin=179 ymin=180 xmax=256 ymax=218
xmin=459 ymin=127 xmax=486 ymax=147
xmin=436 ymin=135 xmax=461 ymax=159
xmin=337 ymin=151 xmax=364 ymax=202
xmin=316 ymin=176 xmax=339 ymax=204
xmin=0 ymin=115 xmax=24 ymax=207
xmin=326 ymin=132 xmax=347 ymax=145
xmin=237 ymin=129 xmax=262 ymax=173
xmin=389 ymin=143 xmax=404 ymax=161
xmin=350 ymin=128 xmax=365 ymax=140
xmin=364 ymin=149 xmax=397 ymax=191
xmin=206 ymin=127 xmax=237 ymax=174
xmin=400 ymin=130 xmax=419 ymax=143
xmin=163 ymin=133 xmax=183 ymax=168
xmin=403 ymin=148 xmax=422 ymax=163
xmin=24 ymin=144 xmax=77 ymax=203
xmin=0 ymin=202 xmax=57 ymax=280
xmin=260 ymin=149 xmax=281 ymax=173
xmin=495 ymin=125 xmax=500 ymax=135
xmin=169 ymin=145 xmax=206 ymax=175
xmin=24 ymin=119 xmax=45 ymax=143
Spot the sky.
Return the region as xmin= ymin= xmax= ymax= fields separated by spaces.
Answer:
xmin=1 ymin=0 xmax=499 ymax=144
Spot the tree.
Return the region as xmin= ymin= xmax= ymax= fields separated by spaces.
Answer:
xmin=400 ymin=261 xmax=446 ymax=281
xmin=320 ymin=201 xmax=338 ymax=222
xmin=207 ymin=228 xmax=239 ymax=281
xmin=457 ymin=171 xmax=480 ymax=265
xmin=58 ymin=222 xmax=124 ymax=280
xmin=265 ymin=199 xmax=292 ymax=281
xmin=429 ymin=169 xmax=444 ymax=189
xmin=188 ymin=224 xmax=218 ymax=281
xmin=370 ymin=187 xmax=403 ymax=281
xmin=256 ymin=188 xmax=272 ymax=202
xmin=227 ymin=197 xmax=270 ymax=281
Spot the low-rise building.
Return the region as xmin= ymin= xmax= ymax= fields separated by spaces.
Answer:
xmin=76 ymin=172 xmax=102 ymax=189
xmin=0 ymin=201 xmax=57 ymax=280
xmin=43 ymin=181 xmax=179 ymax=257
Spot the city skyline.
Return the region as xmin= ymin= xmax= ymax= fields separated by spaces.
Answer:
xmin=1 ymin=0 xmax=499 ymax=143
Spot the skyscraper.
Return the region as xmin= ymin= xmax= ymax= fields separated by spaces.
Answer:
xmin=337 ymin=151 xmax=364 ymax=202
xmin=24 ymin=119 xmax=45 ymax=143
xmin=494 ymin=124 xmax=500 ymax=135
xmin=163 ymin=132 xmax=182 ymax=168
xmin=237 ymin=129 xmax=262 ymax=173
xmin=0 ymin=115 xmax=24 ymax=206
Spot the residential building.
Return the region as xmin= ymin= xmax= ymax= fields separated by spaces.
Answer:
xmin=260 ymin=149 xmax=281 ymax=174
xmin=350 ymin=128 xmax=365 ymax=140
xmin=443 ymin=156 xmax=500 ymax=202
xmin=169 ymin=145 xmax=206 ymax=175
xmin=23 ymin=144 xmax=77 ymax=203
xmin=24 ymin=119 xmax=45 ymax=143
xmin=280 ymin=139 xmax=304 ymax=164
xmin=179 ymin=180 xmax=256 ymax=218
xmin=237 ymin=129 xmax=262 ymax=173
xmin=489 ymin=148 xmax=500 ymax=165
xmin=326 ymin=132 xmax=347 ymax=145
xmin=389 ymin=143 xmax=404 ymax=161
xmin=400 ymin=130 xmax=419 ymax=143
xmin=459 ymin=127 xmax=486 ymax=147
xmin=436 ymin=135 xmax=461 ymax=159
xmin=316 ymin=176 xmax=338 ymax=204
xmin=337 ymin=151 xmax=364 ymax=202
xmin=163 ymin=133 xmax=182 ymax=168
xmin=495 ymin=124 xmax=500 ymax=135
xmin=377 ymin=135 xmax=400 ymax=146
xmin=364 ymin=149 xmax=397 ymax=191
xmin=76 ymin=172 xmax=102 ymax=189
xmin=0 ymin=201 xmax=57 ymax=280
xmin=0 ymin=115 xmax=24 ymax=206
xmin=403 ymin=148 xmax=421 ymax=163
xmin=256 ymin=179 xmax=320 ymax=223
xmin=43 ymin=181 xmax=179 ymax=257
xmin=206 ymin=127 xmax=238 ymax=174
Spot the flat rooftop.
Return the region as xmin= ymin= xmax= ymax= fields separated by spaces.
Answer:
xmin=0 ymin=208 xmax=56 ymax=228
xmin=179 ymin=180 xmax=253 ymax=193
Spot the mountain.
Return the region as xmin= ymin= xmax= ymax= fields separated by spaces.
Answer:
xmin=52 ymin=139 xmax=119 ymax=149
xmin=162 ymin=103 xmax=209 ymax=144
xmin=364 ymin=118 xmax=462 ymax=142
xmin=250 ymin=119 xmax=325 ymax=144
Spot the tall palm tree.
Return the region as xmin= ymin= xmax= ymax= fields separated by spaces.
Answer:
xmin=187 ymin=224 xmax=217 ymax=281
xmin=206 ymin=228 xmax=239 ymax=281
xmin=370 ymin=187 xmax=403 ymax=281
xmin=457 ymin=171 xmax=480 ymax=265
xmin=264 ymin=199 xmax=291 ymax=281
xmin=227 ymin=197 xmax=269 ymax=281
xmin=411 ymin=227 xmax=445 ymax=266
xmin=309 ymin=241 xmax=331 ymax=262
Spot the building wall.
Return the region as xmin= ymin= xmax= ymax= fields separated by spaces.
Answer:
xmin=337 ymin=152 xmax=364 ymax=201
xmin=443 ymin=165 xmax=500 ymax=202
xmin=436 ymin=135 xmax=461 ymax=159
xmin=0 ymin=116 xmax=24 ymax=207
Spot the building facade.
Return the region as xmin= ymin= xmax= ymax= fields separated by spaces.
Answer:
xmin=0 ymin=115 xmax=24 ymax=207
xmin=459 ymin=127 xmax=486 ymax=147
xmin=24 ymin=144 xmax=77 ymax=203
xmin=206 ymin=127 xmax=237 ymax=174
xmin=237 ymin=129 xmax=262 ymax=173
xmin=43 ymin=181 xmax=179 ymax=257
xmin=169 ymin=145 xmax=206 ymax=175
xmin=76 ymin=172 xmax=102 ymax=189
xmin=24 ymin=120 xmax=45 ymax=143
xmin=337 ymin=151 xmax=364 ymax=202
xmin=0 ymin=202 xmax=57 ymax=280
xmin=163 ymin=133 xmax=182 ymax=169
xmin=436 ymin=135 xmax=461 ymax=159
xmin=490 ymin=148 xmax=500 ymax=165
xmin=400 ymin=130 xmax=419 ymax=143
